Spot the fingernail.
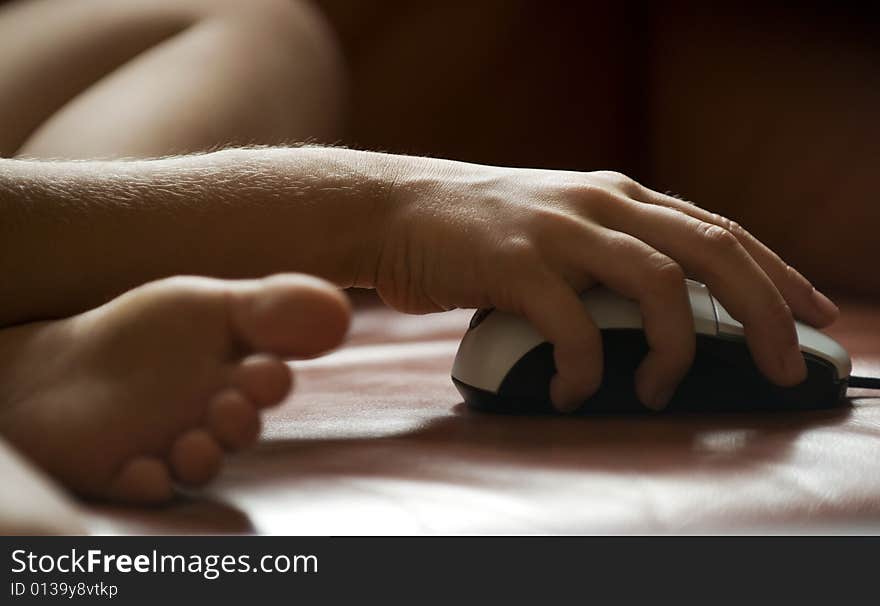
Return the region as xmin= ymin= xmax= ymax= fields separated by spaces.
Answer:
xmin=780 ymin=345 xmax=807 ymax=385
xmin=811 ymin=288 xmax=839 ymax=318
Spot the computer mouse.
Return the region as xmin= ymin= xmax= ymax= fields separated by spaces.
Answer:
xmin=451 ymin=279 xmax=852 ymax=413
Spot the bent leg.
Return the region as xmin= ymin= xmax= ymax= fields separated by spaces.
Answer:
xmin=0 ymin=0 xmax=346 ymax=158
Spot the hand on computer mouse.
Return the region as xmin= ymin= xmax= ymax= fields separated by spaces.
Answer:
xmin=371 ymin=157 xmax=840 ymax=411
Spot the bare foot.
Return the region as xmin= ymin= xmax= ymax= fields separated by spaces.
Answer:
xmin=0 ymin=274 xmax=350 ymax=504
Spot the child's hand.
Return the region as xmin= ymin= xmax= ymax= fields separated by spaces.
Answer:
xmin=372 ymin=159 xmax=840 ymax=411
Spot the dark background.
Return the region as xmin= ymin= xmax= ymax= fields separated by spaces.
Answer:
xmin=318 ymin=0 xmax=880 ymax=295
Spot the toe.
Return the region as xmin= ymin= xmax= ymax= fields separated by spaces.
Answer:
xmin=229 ymin=274 xmax=351 ymax=359
xmin=230 ymin=354 xmax=292 ymax=408
xmin=169 ymin=429 xmax=223 ymax=486
xmin=208 ymin=389 xmax=262 ymax=449
xmin=107 ymin=457 xmax=174 ymax=505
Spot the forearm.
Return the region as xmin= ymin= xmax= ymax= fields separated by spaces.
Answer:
xmin=0 ymin=146 xmax=396 ymax=326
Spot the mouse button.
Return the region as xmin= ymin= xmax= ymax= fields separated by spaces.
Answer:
xmin=712 ymin=298 xmax=745 ymax=337
xmin=580 ymin=287 xmax=642 ymax=329
xmin=686 ymin=280 xmax=718 ymax=335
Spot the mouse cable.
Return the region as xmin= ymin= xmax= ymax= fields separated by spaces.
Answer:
xmin=849 ymin=375 xmax=880 ymax=389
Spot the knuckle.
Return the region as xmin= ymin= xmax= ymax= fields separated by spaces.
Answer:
xmin=148 ymin=275 xmax=206 ymax=298
xmin=592 ymin=170 xmax=627 ymax=183
xmin=697 ymin=222 xmax=741 ymax=253
xmin=600 ymin=232 xmax=628 ymax=254
xmin=649 ymin=254 xmax=686 ymax=287
xmin=496 ymin=235 xmax=540 ymax=266
xmin=763 ymin=299 xmax=796 ymax=328
xmin=571 ymin=182 xmax=611 ymax=202
xmin=526 ymin=205 xmax=570 ymax=231
xmin=707 ymin=212 xmax=730 ymax=228
xmin=592 ymin=170 xmax=641 ymax=196
xmin=568 ymin=184 xmax=619 ymax=219
xmin=727 ymin=221 xmax=747 ymax=241
xmin=524 ymin=206 xmax=587 ymax=247
xmin=713 ymin=214 xmax=748 ymax=240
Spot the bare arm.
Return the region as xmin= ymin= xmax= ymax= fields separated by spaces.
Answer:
xmin=0 ymin=146 xmax=391 ymax=326
xmin=0 ymin=146 xmax=839 ymax=410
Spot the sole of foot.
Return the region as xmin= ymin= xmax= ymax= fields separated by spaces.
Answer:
xmin=0 ymin=273 xmax=350 ymax=504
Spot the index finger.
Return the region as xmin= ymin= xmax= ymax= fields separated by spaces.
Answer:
xmin=635 ymin=188 xmax=839 ymax=328
xmin=593 ymin=197 xmax=807 ymax=387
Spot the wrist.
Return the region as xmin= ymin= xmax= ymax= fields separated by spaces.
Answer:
xmin=302 ymin=146 xmax=417 ymax=290
xmin=204 ymin=145 xmax=396 ymax=289
xmin=329 ymin=148 xmax=440 ymax=289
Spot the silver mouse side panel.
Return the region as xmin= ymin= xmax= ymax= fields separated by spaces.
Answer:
xmin=711 ymin=298 xmax=852 ymax=379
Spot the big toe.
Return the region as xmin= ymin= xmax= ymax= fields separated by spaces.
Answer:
xmin=229 ymin=274 xmax=351 ymax=359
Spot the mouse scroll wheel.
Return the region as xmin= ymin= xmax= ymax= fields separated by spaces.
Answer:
xmin=469 ymin=308 xmax=494 ymax=330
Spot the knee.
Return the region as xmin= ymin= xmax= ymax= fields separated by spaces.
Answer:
xmin=203 ymin=0 xmax=349 ymax=140
xmin=210 ymin=0 xmax=342 ymax=57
